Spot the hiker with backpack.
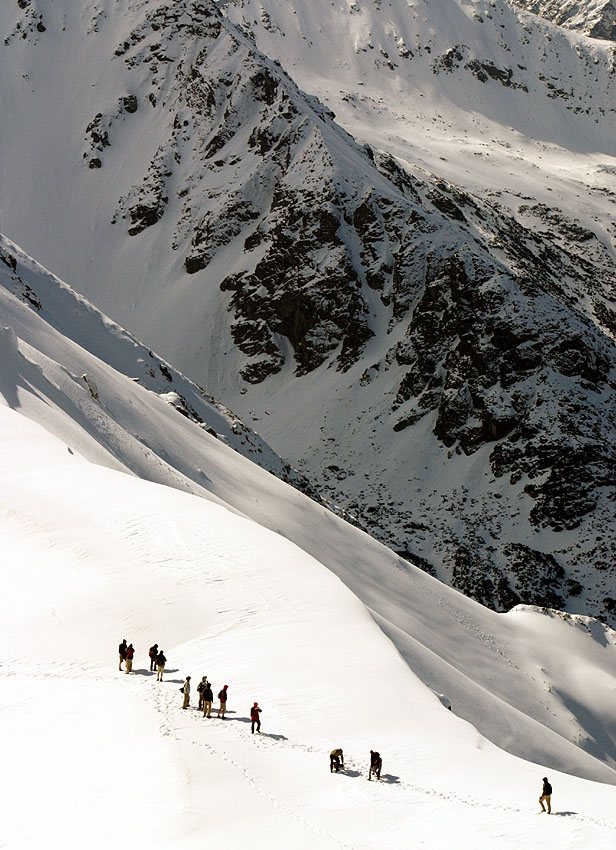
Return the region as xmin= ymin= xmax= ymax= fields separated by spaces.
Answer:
xmin=156 ymin=649 xmax=167 ymax=681
xmin=330 ymin=748 xmax=344 ymax=772
xmin=217 ymin=684 xmax=229 ymax=717
xmin=250 ymin=702 xmax=262 ymax=733
xmin=118 ymin=639 xmax=127 ymax=671
xmin=368 ymin=750 xmax=382 ymax=780
xmin=539 ymin=777 xmax=552 ymax=813
xmin=148 ymin=644 xmax=158 ymax=672
xmin=181 ymin=676 xmax=191 ymax=709
xmin=125 ymin=643 xmax=135 ymax=674
xmin=202 ymin=681 xmax=214 ymax=717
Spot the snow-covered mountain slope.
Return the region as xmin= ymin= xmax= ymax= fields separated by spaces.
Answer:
xmin=0 ymin=232 xmax=317 ymax=499
xmin=3 ymin=408 xmax=616 ymax=849
xmin=2 ymin=257 xmax=616 ymax=848
xmin=1 ymin=0 xmax=615 ymax=620
xmin=2 ymin=232 xmax=616 ymax=794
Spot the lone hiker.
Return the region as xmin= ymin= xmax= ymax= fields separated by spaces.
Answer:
xmin=330 ymin=748 xmax=344 ymax=772
xmin=202 ymin=681 xmax=213 ymax=718
xmin=368 ymin=750 xmax=382 ymax=781
xmin=539 ymin=777 xmax=552 ymax=814
xmin=125 ymin=643 xmax=135 ymax=674
xmin=156 ymin=649 xmax=167 ymax=681
xmin=250 ymin=702 xmax=262 ymax=734
xmin=181 ymin=676 xmax=191 ymax=709
xmin=217 ymin=684 xmax=229 ymax=718
xmin=118 ymin=639 xmax=127 ymax=671
xmin=148 ymin=644 xmax=158 ymax=672
xmin=197 ymin=676 xmax=209 ymax=711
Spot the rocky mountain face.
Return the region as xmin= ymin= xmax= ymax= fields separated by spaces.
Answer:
xmin=1 ymin=0 xmax=615 ymax=622
xmin=512 ymin=0 xmax=616 ymax=41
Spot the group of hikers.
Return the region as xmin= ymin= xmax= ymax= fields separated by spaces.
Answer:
xmin=119 ymin=639 xmax=167 ymax=680
xmin=330 ymin=749 xmax=382 ymax=779
xmin=117 ymin=640 xmax=555 ymax=800
xmin=119 ymin=640 xmax=262 ymax=731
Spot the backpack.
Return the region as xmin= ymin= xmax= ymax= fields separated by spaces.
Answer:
xmin=218 ymin=689 xmax=226 ymax=701
xmin=371 ymin=752 xmax=380 ymax=765
xmin=179 ymin=686 xmax=184 ymax=693
xmin=197 ymin=681 xmax=204 ymax=693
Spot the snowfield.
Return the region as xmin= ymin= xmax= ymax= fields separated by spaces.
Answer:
xmin=3 ymin=409 xmax=616 ymax=850
xmin=2 ymin=237 xmax=616 ymax=848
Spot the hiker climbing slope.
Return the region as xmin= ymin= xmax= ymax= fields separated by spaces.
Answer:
xmin=202 ymin=681 xmax=213 ymax=718
xmin=181 ymin=676 xmax=191 ymax=709
xmin=330 ymin=749 xmax=344 ymax=772
xmin=250 ymin=702 xmax=262 ymax=733
xmin=217 ymin=685 xmax=229 ymax=718
xmin=118 ymin=639 xmax=127 ymax=671
xmin=368 ymin=750 xmax=382 ymax=780
xmin=125 ymin=643 xmax=135 ymax=674
xmin=539 ymin=777 xmax=552 ymax=813
xmin=156 ymin=650 xmax=167 ymax=682
xmin=197 ymin=676 xmax=209 ymax=712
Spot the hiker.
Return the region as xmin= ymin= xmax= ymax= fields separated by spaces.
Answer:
xmin=330 ymin=748 xmax=344 ymax=772
xmin=368 ymin=750 xmax=382 ymax=780
xmin=148 ymin=644 xmax=158 ymax=672
xmin=125 ymin=643 xmax=135 ymax=674
xmin=197 ymin=676 xmax=209 ymax=711
xmin=539 ymin=777 xmax=552 ymax=814
xmin=217 ymin=684 xmax=229 ymax=717
xmin=202 ymin=681 xmax=213 ymax=718
xmin=156 ymin=649 xmax=167 ymax=681
xmin=181 ymin=676 xmax=191 ymax=709
xmin=118 ymin=639 xmax=127 ymax=671
xmin=250 ymin=702 xmax=262 ymax=734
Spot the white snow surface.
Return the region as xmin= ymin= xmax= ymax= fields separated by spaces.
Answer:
xmin=2 ymin=236 xmax=616 ymax=847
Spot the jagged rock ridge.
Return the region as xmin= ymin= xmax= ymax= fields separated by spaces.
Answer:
xmin=511 ymin=0 xmax=616 ymax=41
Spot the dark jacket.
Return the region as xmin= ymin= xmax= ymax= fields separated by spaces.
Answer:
xmin=203 ymin=686 xmax=213 ymax=701
xmin=542 ymin=780 xmax=552 ymax=796
xmin=250 ymin=706 xmax=262 ymax=720
xmin=149 ymin=645 xmax=158 ymax=658
xmin=156 ymin=652 xmax=166 ymax=666
xmin=119 ymin=642 xmax=127 ymax=658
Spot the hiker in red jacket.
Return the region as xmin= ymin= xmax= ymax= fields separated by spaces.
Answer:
xmin=368 ymin=750 xmax=382 ymax=780
xmin=217 ymin=685 xmax=229 ymax=718
xmin=250 ymin=702 xmax=262 ymax=733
